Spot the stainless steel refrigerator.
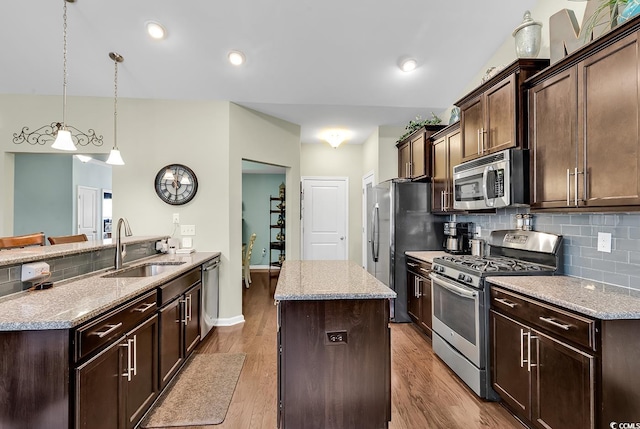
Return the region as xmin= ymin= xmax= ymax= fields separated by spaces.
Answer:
xmin=366 ymin=179 xmax=444 ymax=322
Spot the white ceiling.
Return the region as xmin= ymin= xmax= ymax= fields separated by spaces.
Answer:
xmin=1 ymin=0 xmax=536 ymax=145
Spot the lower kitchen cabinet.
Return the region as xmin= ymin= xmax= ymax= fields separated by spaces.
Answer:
xmin=158 ymin=269 xmax=202 ymax=388
xmin=406 ymin=256 xmax=433 ymax=336
xmin=76 ymin=314 xmax=158 ymax=429
xmin=491 ymin=310 xmax=594 ymax=429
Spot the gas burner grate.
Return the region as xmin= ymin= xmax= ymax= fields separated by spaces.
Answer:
xmin=439 ymin=255 xmax=549 ymax=273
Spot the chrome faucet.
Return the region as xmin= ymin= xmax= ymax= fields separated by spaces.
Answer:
xmin=114 ymin=217 xmax=132 ymax=270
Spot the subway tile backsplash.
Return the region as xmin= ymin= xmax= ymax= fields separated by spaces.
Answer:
xmin=0 ymin=241 xmax=159 ymax=298
xmin=455 ymin=208 xmax=640 ymax=292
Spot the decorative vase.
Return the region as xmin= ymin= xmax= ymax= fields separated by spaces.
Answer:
xmin=449 ymin=107 xmax=460 ymax=124
xmin=512 ymin=10 xmax=543 ymax=58
xmin=618 ymin=0 xmax=640 ymax=24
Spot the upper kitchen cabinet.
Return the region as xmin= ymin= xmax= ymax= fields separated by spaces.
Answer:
xmin=431 ymin=122 xmax=464 ymax=213
xmin=396 ymin=125 xmax=445 ymax=180
xmin=456 ymin=59 xmax=549 ymax=163
xmin=528 ymin=22 xmax=640 ymax=210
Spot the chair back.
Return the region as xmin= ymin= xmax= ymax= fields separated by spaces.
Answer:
xmin=48 ymin=234 xmax=88 ymax=245
xmin=0 ymin=232 xmax=46 ymax=250
xmin=245 ymin=233 xmax=257 ymax=265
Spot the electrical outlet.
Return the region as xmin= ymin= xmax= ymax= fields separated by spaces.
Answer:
xmin=182 ymin=237 xmax=193 ymax=248
xmin=325 ymin=331 xmax=348 ymax=345
xmin=476 ymin=226 xmax=481 ymax=236
xmin=181 ymin=224 xmax=196 ymax=236
xmin=262 ymin=248 xmax=266 ymax=256
xmin=597 ymin=232 xmax=612 ymax=253
xmin=172 ymin=213 xmax=180 ymax=224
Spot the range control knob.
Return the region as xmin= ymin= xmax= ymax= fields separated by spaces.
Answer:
xmin=458 ymin=273 xmax=465 ymax=281
xmin=464 ymin=275 xmax=473 ymax=283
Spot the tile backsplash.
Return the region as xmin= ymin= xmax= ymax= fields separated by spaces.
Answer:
xmin=0 ymin=241 xmax=159 ymax=298
xmin=454 ymin=208 xmax=640 ymax=292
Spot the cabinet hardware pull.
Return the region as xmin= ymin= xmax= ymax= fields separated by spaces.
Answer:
xmin=180 ymin=298 xmax=188 ymax=325
xmin=441 ymin=191 xmax=445 ymax=210
xmin=566 ymin=168 xmax=571 ymax=206
xmin=407 ymin=262 xmax=419 ymax=267
xmin=495 ymin=298 xmax=517 ymax=308
xmin=93 ymin=322 xmax=123 ymax=338
xmin=520 ymin=329 xmax=526 ymax=368
xmin=187 ymin=295 xmax=193 ymax=322
xmin=528 ymin=334 xmax=537 ymax=371
xmin=132 ymin=335 xmax=137 ymax=377
xmin=477 ymin=129 xmax=482 ymax=155
xmin=133 ymin=302 xmax=155 ymax=313
xmin=539 ymin=316 xmax=571 ymax=330
xmin=121 ymin=341 xmax=131 ymax=381
xmin=574 ymin=167 xmax=579 ymax=206
xmin=416 ymin=278 xmax=422 ymax=298
xmin=409 ymin=162 xmax=413 ymax=177
xmin=481 ymin=127 xmax=486 ymax=153
xmin=419 ymin=267 xmax=430 ymax=274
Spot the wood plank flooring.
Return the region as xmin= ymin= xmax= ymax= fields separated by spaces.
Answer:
xmin=150 ymin=271 xmax=524 ymax=429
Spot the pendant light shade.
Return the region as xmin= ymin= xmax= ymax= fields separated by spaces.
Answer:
xmin=52 ymin=129 xmax=77 ymax=151
xmin=106 ymin=148 xmax=125 ymax=165
xmin=106 ymin=52 xmax=125 ymax=166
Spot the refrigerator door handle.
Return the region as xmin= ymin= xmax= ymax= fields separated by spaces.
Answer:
xmin=372 ymin=203 xmax=380 ymax=262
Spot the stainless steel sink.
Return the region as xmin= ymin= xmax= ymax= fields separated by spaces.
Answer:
xmin=102 ymin=261 xmax=186 ymax=278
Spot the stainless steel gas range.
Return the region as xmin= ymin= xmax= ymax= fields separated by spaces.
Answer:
xmin=429 ymin=229 xmax=563 ymax=400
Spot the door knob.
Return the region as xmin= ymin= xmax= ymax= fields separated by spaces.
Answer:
xmin=340 ymin=236 xmax=345 ymax=240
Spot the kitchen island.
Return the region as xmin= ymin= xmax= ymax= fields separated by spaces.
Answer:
xmin=274 ymin=260 xmax=396 ymax=429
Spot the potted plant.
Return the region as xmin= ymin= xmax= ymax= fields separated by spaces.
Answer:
xmin=583 ymin=0 xmax=639 ymax=39
xmin=396 ymin=113 xmax=442 ymax=143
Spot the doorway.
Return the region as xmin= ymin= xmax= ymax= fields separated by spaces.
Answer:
xmin=77 ymin=186 xmax=99 ymax=240
xmin=301 ymin=176 xmax=348 ymax=260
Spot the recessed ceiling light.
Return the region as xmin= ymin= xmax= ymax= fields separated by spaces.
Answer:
xmin=400 ymin=58 xmax=417 ymax=72
xmin=146 ymin=21 xmax=166 ymax=40
xmin=228 ymin=50 xmax=246 ymax=66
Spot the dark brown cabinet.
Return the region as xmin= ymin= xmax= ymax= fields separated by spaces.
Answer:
xmin=277 ymin=298 xmax=391 ymax=429
xmin=490 ymin=287 xmax=596 ymax=429
xmin=75 ymin=306 xmax=158 ymax=429
xmin=529 ymin=30 xmax=640 ymax=210
xmin=396 ymin=125 xmax=445 ymax=180
xmin=456 ymin=59 xmax=548 ymax=163
xmin=406 ymin=256 xmax=432 ymax=336
xmin=431 ymin=122 xmax=463 ymax=213
xmin=158 ymin=269 xmax=201 ymax=388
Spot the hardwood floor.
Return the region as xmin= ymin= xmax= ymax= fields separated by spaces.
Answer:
xmin=152 ymin=271 xmax=524 ymax=429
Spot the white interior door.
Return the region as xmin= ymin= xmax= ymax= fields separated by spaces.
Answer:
xmin=77 ymin=186 xmax=99 ymax=240
xmin=301 ymin=177 xmax=348 ymax=260
xmin=362 ymin=171 xmax=375 ymax=269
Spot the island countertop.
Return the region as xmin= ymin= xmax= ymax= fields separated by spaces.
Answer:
xmin=0 ymin=251 xmax=220 ymax=331
xmin=274 ymin=260 xmax=396 ymax=301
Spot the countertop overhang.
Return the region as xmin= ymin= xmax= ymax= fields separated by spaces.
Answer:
xmin=0 ymin=251 xmax=220 ymax=331
xmin=274 ymin=260 xmax=396 ymax=301
xmin=488 ymin=275 xmax=640 ymax=320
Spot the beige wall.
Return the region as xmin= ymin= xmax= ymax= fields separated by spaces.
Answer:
xmin=439 ymin=0 xmax=588 ymax=120
xmin=1 ymin=95 xmax=301 ymax=324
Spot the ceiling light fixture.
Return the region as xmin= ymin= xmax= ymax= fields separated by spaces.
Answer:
xmin=325 ymin=131 xmax=347 ymax=149
xmin=400 ymin=58 xmax=417 ymax=73
xmin=146 ymin=21 xmax=166 ymax=40
xmin=106 ymin=52 xmax=125 ymax=166
xmin=228 ymin=50 xmax=246 ymax=66
xmin=13 ymin=0 xmax=103 ymax=151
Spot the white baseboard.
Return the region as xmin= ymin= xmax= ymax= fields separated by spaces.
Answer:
xmin=250 ymin=264 xmax=270 ymax=269
xmin=214 ymin=315 xmax=245 ymax=327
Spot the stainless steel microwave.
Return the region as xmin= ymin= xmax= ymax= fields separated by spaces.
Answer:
xmin=453 ymin=149 xmax=529 ymax=210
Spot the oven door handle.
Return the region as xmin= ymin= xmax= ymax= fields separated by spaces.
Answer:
xmin=482 ymin=165 xmax=495 ymax=207
xmin=429 ymin=273 xmax=477 ymax=299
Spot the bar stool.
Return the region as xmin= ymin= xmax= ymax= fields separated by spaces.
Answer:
xmin=48 ymin=234 xmax=88 ymax=245
xmin=0 ymin=232 xmax=46 ymax=250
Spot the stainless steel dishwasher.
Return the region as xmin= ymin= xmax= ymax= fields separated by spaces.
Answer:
xmin=201 ymin=256 xmax=220 ymax=339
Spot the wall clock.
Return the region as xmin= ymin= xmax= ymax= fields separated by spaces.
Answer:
xmin=154 ymin=164 xmax=198 ymax=205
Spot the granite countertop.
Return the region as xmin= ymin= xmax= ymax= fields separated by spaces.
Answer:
xmin=0 ymin=251 xmax=220 ymax=331
xmin=488 ymin=275 xmax=640 ymax=320
xmin=405 ymin=250 xmax=449 ymax=264
xmin=0 ymin=236 xmax=167 ymax=266
xmin=274 ymin=260 xmax=396 ymax=301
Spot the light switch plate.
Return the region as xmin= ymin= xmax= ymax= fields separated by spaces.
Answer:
xmin=181 ymin=224 xmax=196 ymax=236
xmin=597 ymin=232 xmax=612 ymax=253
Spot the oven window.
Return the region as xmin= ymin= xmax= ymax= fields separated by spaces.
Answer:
xmin=433 ymin=282 xmax=477 ymax=345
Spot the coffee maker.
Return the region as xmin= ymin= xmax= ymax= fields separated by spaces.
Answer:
xmin=443 ymin=222 xmax=474 ymax=254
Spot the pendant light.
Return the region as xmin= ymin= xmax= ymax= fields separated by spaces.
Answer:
xmin=51 ymin=0 xmax=77 ymax=151
xmin=106 ymin=52 xmax=125 ymax=165
xmin=13 ymin=0 xmax=103 ymax=150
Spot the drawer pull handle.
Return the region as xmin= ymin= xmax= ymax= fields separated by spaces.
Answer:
xmin=419 ymin=268 xmax=430 ymax=274
xmin=407 ymin=262 xmax=418 ymax=267
xmin=495 ymin=298 xmax=517 ymax=308
xmin=93 ymin=322 xmax=123 ymax=338
xmin=133 ymin=303 xmax=155 ymax=313
xmin=539 ymin=316 xmax=571 ymax=330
